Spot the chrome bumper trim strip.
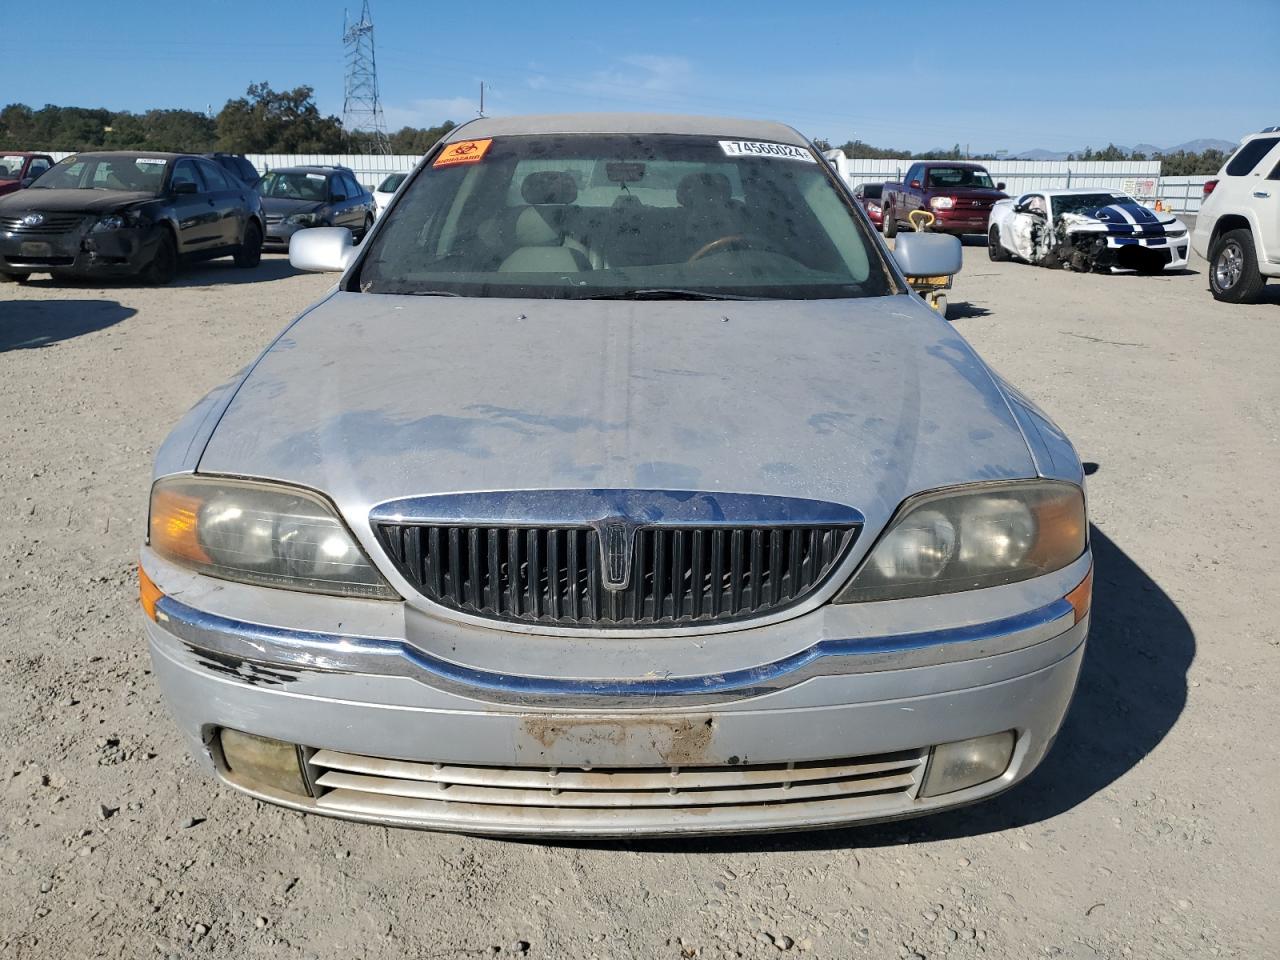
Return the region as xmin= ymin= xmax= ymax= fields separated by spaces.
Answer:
xmin=152 ymin=594 xmax=1075 ymax=707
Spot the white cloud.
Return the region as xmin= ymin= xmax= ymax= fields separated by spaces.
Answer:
xmin=590 ymin=54 xmax=694 ymax=94
xmin=382 ymin=96 xmax=479 ymax=129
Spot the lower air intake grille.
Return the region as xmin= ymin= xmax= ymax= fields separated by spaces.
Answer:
xmin=302 ymin=746 xmax=926 ymax=832
xmin=376 ymin=522 xmax=858 ymax=628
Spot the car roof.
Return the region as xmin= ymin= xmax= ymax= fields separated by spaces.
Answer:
xmin=60 ymin=151 xmax=190 ymax=162
xmin=1025 ymin=187 xmax=1135 ymax=197
xmin=269 ymin=166 xmax=342 ymax=175
xmin=442 ymin=113 xmax=809 ymax=147
xmin=1 ymin=151 xmax=50 ymax=157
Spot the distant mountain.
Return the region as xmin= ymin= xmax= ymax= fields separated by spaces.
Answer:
xmin=1009 ymin=138 xmax=1236 ymax=160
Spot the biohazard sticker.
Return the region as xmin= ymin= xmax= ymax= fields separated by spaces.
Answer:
xmin=718 ymin=140 xmax=815 ymax=162
xmin=434 ymin=138 xmax=493 ymax=168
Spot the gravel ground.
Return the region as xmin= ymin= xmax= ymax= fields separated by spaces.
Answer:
xmin=1 ymin=246 xmax=1277 ymax=959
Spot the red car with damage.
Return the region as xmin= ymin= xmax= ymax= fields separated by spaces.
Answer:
xmin=881 ymin=161 xmax=1007 ymax=237
xmin=0 ymin=152 xmax=55 ymax=197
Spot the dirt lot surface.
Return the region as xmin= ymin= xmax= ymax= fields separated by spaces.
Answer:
xmin=1 ymin=246 xmax=1277 ymax=960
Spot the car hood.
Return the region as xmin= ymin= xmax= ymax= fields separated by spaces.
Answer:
xmin=197 ymin=293 xmax=1037 ymax=533
xmin=261 ymin=196 xmax=324 ymax=215
xmin=0 ymin=188 xmax=154 ymax=214
xmin=1060 ymin=202 xmax=1185 ymax=234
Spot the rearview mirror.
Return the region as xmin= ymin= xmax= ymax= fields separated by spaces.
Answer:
xmin=289 ymin=226 xmax=356 ymax=273
xmin=893 ymin=232 xmax=963 ymax=279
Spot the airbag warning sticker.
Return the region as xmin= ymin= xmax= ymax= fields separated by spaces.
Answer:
xmin=719 ymin=140 xmax=815 ymax=162
xmin=434 ymin=138 xmax=493 ymax=167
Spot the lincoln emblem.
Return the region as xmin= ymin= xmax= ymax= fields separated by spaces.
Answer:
xmin=601 ymin=521 xmax=632 ymax=590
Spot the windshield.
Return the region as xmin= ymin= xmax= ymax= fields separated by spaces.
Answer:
xmin=258 ymin=171 xmax=330 ymax=201
xmin=30 ymin=155 xmax=168 ymax=193
xmin=926 ymin=167 xmax=996 ymax=190
xmin=0 ymin=156 xmax=27 ymax=181
xmin=1051 ymin=192 xmax=1135 ymax=216
xmin=377 ymin=173 xmax=407 ymax=193
xmin=356 ymin=134 xmax=894 ymax=300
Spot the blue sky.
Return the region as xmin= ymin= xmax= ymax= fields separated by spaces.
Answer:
xmin=3 ymin=0 xmax=1276 ymax=153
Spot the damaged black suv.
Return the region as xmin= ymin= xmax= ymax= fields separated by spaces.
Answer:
xmin=0 ymin=152 xmax=264 ymax=285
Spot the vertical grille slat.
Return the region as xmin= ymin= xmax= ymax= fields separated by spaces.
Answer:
xmin=486 ymin=529 xmax=500 ymax=612
xmin=467 ymin=528 xmax=482 ymax=609
xmin=447 ymin=528 xmax=463 ymax=606
xmin=547 ymin=529 xmax=561 ymax=620
xmin=671 ymin=530 xmax=686 ymax=620
xmin=691 ymin=530 xmax=705 ymax=619
xmin=377 ymin=519 xmax=858 ymax=628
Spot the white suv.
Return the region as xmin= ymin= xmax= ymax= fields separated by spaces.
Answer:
xmin=1192 ymin=127 xmax=1280 ymax=302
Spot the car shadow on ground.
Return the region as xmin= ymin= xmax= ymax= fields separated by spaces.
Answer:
xmin=0 ymin=298 xmax=137 ymax=351
xmin=551 ymin=524 xmax=1193 ymax=855
xmin=946 ymin=302 xmax=992 ymax=320
xmin=11 ymin=254 xmax=300 ymax=291
xmin=169 ymin=255 xmax=300 ymax=287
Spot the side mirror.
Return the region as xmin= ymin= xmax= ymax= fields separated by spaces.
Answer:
xmin=171 ymin=181 xmax=198 ymax=195
xmin=20 ymin=177 xmax=34 ymax=188
xmin=289 ymin=226 xmax=356 ymax=273
xmin=330 ymin=192 xmax=347 ymax=203
xmin=893 ymin=232 xmax=963 ymax=279
xmin=996 ymin=182 xmax=1006 ymax=191
xmin=909 ymin=179 xmax=922 ymax=189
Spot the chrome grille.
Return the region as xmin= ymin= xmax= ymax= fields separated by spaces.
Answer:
xmin=264 ymin=214 xmax=284 ymax=225
xmin=375 ymin=522 xmax=858 ymax=628
xmin=302 ymin=747 xmax=926 ymax=831
xmin=0 ymin=213 xmax=86 ymax=235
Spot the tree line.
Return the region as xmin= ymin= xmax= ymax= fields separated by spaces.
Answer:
xmin=0 ymin=83 xmax=455 ymax=156
xmin=817 ymin=138 xmax=1226 ymax=175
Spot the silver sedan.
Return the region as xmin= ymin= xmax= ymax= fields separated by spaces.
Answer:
xmin=141 ymin=114 xmax=1091 ymax=836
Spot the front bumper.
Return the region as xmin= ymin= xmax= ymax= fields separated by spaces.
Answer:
xmin=264 ymin=220 xmax=313 ymax=247
xmin=143 ymin=552 xmax=1091 ymax=837
xmin=929 ymin=209 xmax=993 ymax=234
xmin=0 ymin=223 xmax=156 ymax=276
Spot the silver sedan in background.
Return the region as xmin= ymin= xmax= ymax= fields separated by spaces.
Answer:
xmin=141 ymin=114 xmax=1091 ymax=837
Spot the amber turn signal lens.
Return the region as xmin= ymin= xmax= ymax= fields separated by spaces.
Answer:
xmin=149 ymin=486 xmax=210 ymax=565
xmin=1066 ymin=566 xmax=1093 ymax=624
xmin=138 ymin=567 xmax=163 ymax=621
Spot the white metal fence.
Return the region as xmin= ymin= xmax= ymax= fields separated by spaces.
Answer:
xmin=45 ymin=149 xmax=1214 ymax=213
xmin=1156 ymin=176 xmax=1213 ymax=214
xmin=824 ymin=153 xmax=1164 ymax=198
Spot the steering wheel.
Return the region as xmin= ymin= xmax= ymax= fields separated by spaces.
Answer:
xmin=687 ymin=233 xmax=779 ymax=263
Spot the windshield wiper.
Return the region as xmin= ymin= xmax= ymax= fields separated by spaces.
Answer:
xmin=583 ymin=289 xmax=765 ymax=301
xmin=379 ymin=288 xmax=463 ymax=297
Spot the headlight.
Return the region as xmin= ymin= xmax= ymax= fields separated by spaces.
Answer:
xmin=148 ymin=476 xmax=398 ymax=600
xmin=91 ymin=211 xmax=141 ymax=232
xmin=285 ymin=212 xmax=324 ymax=226
xmin=867 ymin=203 xmax=882 ymax=214
xmin=836 ymin=480 xmax=1086 ymax=602
xmin=929 ymin=196 xmax=955 ymax=210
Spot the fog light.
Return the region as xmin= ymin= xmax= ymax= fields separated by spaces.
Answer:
xmin=218 ymin=729 xmax=310 ymax=797
xmin=920 ymin=731 xmax=1015 ymax=798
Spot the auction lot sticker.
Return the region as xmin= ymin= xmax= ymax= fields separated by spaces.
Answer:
xmin=434 ymin=138 xmax=494 ymax=168
xmin=719 ymin=140 xmax=815 ymax=162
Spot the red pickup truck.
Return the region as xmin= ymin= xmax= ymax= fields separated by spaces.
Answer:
xmin=0 ymin=152 xmax=55 ymax=197
xmin=881 ymin=161 xmax=1007 ymax=237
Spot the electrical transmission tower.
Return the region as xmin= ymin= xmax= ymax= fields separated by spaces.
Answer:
xmin=342 ymin=2 xmax=390 ymax=154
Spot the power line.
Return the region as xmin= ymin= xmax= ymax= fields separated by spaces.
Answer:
xmin=341 ymin=1 xmax=389 ymax=154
